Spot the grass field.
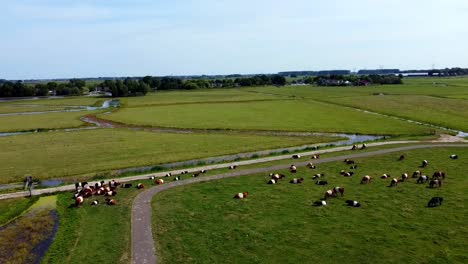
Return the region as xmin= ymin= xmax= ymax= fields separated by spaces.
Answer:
xmin=0 ymin=111 xmax=94 ymax=132
xmin=321 ymin=95 xmax=468 ymax=131
xmin=0 ymin=196 xmax=38 ymax=226
xmin=152 ymin=147 xmax=468 ymax=263
xmin=121 ymin=89 xmax=284 ymax=107
xmin=0 ymin=129 xmax=338 ymax=184
xmin=100 ymin=100 xmax=431 ymax=135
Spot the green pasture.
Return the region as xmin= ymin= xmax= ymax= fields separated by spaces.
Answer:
xmin=152 ymin=147 xmax=468 ymax=263
xmin=321 ymin=95 xmax=468 ymax=131
xmin=0 ymin=111 xmax=91 ymax=132
xmin=101 ymin=100 xmax=432 ymax=135
xmin=121 ymin=88 xmax=284 ymax=107
xmin=0 ymin=129 xmax=337 ymax=184
xmin=0 ymin=196 xmax=39 ymax=226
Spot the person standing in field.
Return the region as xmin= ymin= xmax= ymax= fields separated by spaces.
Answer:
xmin=24 ymin=175 xmax=32 ymax=191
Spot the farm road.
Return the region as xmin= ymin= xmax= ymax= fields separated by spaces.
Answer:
xmin=131 ymin=143 xmax=468 ymax=264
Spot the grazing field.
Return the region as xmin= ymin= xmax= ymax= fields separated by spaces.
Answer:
xmin=42 ymin=189 xmax=137 ymax=264
xmin=322 ymin=95 xmax=468 ymax=131
xmin=0 ymin=129 xmax=337 ymax=183
xmin=0 ymin=111 xmax=94 ymax=132
xmin=121 ymin=89 xmax=284 ymax=107
xmin=0 ymin=196 xmax=38 ymax=226
xmin=152 ymin=147 xmax=468 ymax=263
xmin=101 ymin=100 xmax=431 ymax=135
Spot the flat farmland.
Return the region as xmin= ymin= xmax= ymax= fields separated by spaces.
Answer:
xmin=322 ymin=95 xmax=468 ymax=131
xmin=0 ymin=129 xmax=337 ymax=183
xmin=152 ymin=147 xmax=468 ymax=263
xmin=122 ymin=88 xmax=284 ymax=107
xmin=0 ymin=111 xmax=92 ymax=132
xmin=101 ymin=100 xmax=431 ymax=135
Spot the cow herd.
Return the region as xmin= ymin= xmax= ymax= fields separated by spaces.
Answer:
xmin=73 ymin=179 xmax=145 ymax=207
xmin=236 ymin=150 xmax=458 ymax=209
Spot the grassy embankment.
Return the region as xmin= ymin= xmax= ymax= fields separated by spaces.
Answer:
xmin=152 ymin=147 xmax=468 ymax=263
xmin=0 ymin=196 xmax=56 ymax=263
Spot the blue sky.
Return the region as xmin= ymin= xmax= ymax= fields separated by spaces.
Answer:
xmin=1 ymin=0 xmax=468 ymax=79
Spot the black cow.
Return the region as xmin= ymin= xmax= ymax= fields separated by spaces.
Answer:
xmin=428 ymin=197 xmax=443 ymax=207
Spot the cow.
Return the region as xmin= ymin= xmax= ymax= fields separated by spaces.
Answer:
xmin=315 ymin=180 xmax=328 ymax=185
xmin=361 ymin=175 xmax=372 ymax=184
xmin=290 ymin=178 xmax=304 ymax=184
xmin=174 ymin=176 xmax=181 ymax=181
xmin=165 ymin=173 xmax=172 ymax=177
xmin=450 ymin=154 xmax=458 ymax=159
xmin=121 ymin=183 xmax=132 ymax=188
xmin=105 ymin=198 xmax=117 ymax=205
xmin=82 ymin=187 xmax=93 ymax=198
xmin=181 ymin=170 xmax=189 ymax=174
xmin=350 ymin=165 xmax=358 ymax=170
xmin=313 ymin=200 xmax=327 ymax=206
xmin=428 ymin=197 xmax=443 ymax=207
xmin=96 ymin=187 xmax=105 ymax=195
xmin=91 ymin=200 xmax=99 ymax=206
xmin=94 ymin=182 xmax=102 ymax=189
xmin=344 ymin=159 xmax=355 ymax=164
xmin=234 ymin=192 xmax=249 ymax=199
xmin=292 ymin=154 xmax=301 ymax=159
xmin=346 ymin=200 xmax=361 ymax=207
xmin=270 ymin=173 xmax=285 ymax=180
xmin=75 ymin=196 xmax=84 ymax=207
xmin=74 ymin=181 xmax=88 ymax=192
xmin=351 ymin=145 xmax=358 ymax=150
xmin=192 ymin=172 xmax=200 ymax=177
xmin=267 ymin=179 xmax=277 ymax=184
xmin=417 ymin=175 xmax=429 ymax=184
xmin=149 ymin=176 xmax=155 ymax=180
xmin=421 ymin=160 xmax=428 ymax=168
xmin=398 ymin=154 xmax=405 ymax=161
xmin=109 ymin=180 xmax=120 ymax=188
xmin=412 ymin=170 xmax=422 ymax=178
xmin=311 ymin=154 xmax=320 ymax=159
xmin=342 ymin=171 xmax=354 ymax=177
xmin=324 ymin=190 xmax=334 ymax=200
xmin=429 ymin=179 xmax=442 ymax=188
xmin=289 ymin=165 xmax=297 ymax=173
xmin=401 ymin=173 xmax=409 ymax=182
xmin=312 ymin=173 xmax=325 ymax=179
xmin=360 ymin=144 xmax=367 ymax=150
xmin=105 ymin=190 xmax=117 ymax=196
xmin=389 ymin=178 xmax=399 ymax=187
xmin=381 ymin=174 xmax=390 ymax=179
xmin=432 ymin=171 xmax=446 ymax=180
xmin=229 ymin=165 xmax=237 ymax=170
xmin=306 ymin=163 xmax=316 ymax=169
xmin=137 ymin=183 xmax=144 ymax=189
xmin=333 ymin=187 xmax=345 ymax=197
xmin=155 ymin=179 xmax=164 ymax=185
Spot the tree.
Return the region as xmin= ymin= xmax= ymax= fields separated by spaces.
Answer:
xmin=271 ymin=75 xmax=286 ymax=86
xmin=35 ymin=83 xmax=49 ymax=96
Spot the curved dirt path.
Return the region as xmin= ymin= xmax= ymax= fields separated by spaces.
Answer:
xmin=131 ymin=143 xmax=468 ymax=264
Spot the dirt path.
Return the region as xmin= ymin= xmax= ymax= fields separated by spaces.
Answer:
xmin=131 ymin=143 xmax=468 ymax=264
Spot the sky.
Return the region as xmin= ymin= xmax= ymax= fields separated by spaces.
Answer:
xmin=1 ymin=0 xmax=468 ymax=79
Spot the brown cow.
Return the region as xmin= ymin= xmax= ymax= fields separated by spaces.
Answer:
xmin=234 ymin=192 xmax=249 ymax=199
xmin=361 ymin=175 xmax=372 ymax=184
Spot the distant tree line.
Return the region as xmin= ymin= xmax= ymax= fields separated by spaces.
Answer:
xmin=97 ymin=78 xmax=150 ymax=97
xmin=304 ymin=74 xmax=403 ymax=86
xmin=0 ymin=79 xmax=86 ymax=97
xmin=136 ymin=74 xmax=287 ymax=91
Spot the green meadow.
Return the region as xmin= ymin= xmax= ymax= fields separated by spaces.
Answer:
xmin=0 ymin=111 xmax=92 ymax=132
xmin=152 ymin=147 xmax=468 ymax=264
xmin=0 ymin=129 xmax=337 ymax=183
xmin=100 ymin=100 xmax=431 ymax=135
